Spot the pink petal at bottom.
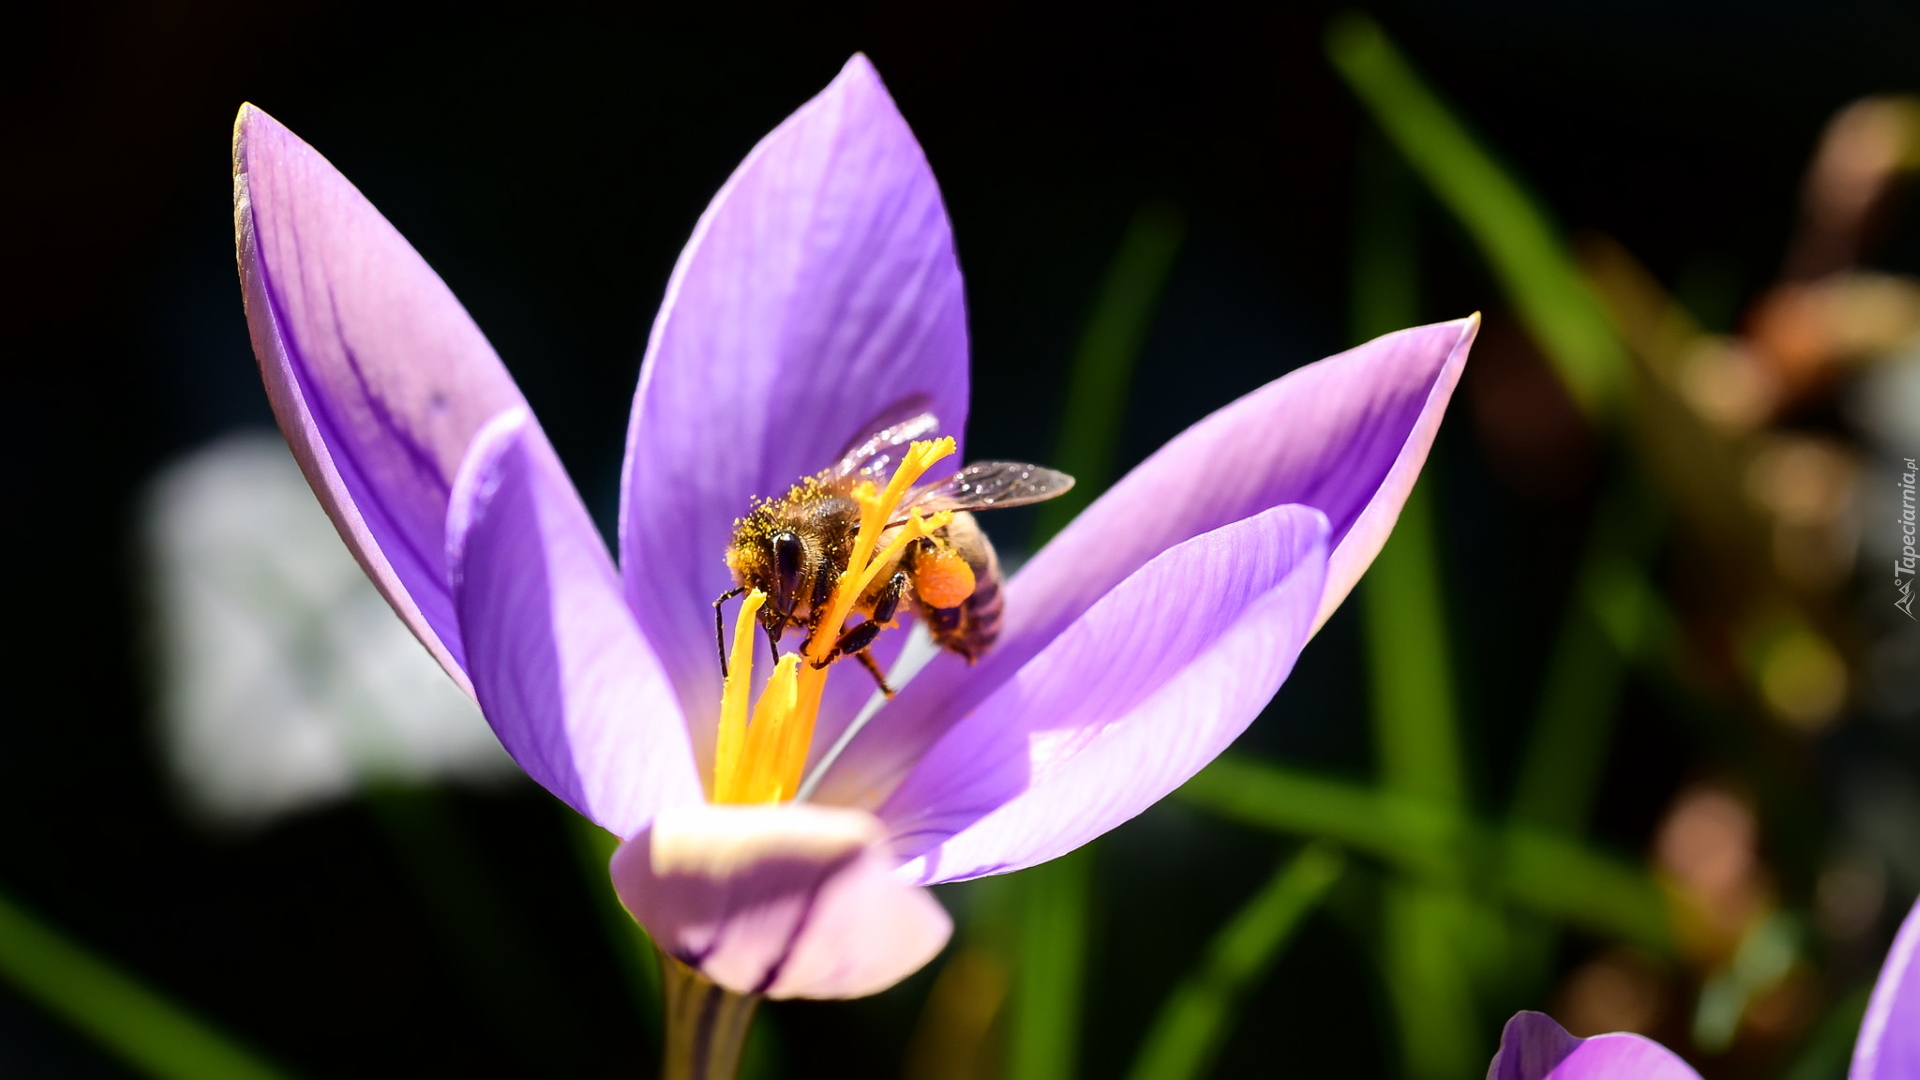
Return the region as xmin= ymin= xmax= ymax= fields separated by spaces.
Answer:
xmin=611 ymin=803 xmax=952 ymax=999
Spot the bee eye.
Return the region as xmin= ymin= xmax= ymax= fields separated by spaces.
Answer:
xmin=770 ymin=531 xmax=806 ymax=611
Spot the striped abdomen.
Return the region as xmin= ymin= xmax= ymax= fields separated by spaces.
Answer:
xmin=916 ymin=511 xmax=1002 ymax=663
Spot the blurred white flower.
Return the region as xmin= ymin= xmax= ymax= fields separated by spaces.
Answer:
xmin=144 ymin=430 xmax=515 ymax=826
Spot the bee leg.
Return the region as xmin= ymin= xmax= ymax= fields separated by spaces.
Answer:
xmin=765 ymin=624 xmax=781 ymax=667
xmin=854 ymin=649 xmax=895 ymax=698
xmin=712 ymin=586 xmax=747 ymax=678
xmin=869 ymin=570 xmax=909 ymax=625
xmin=814 ymin=619 xmax=886 ymax=669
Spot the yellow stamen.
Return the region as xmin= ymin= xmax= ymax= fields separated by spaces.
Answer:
xmin=843 ymin=438 xmax=955 ymax=591
xmin=712 ymin=590 xmax=766 ymax=802
xmin=711 ymin=438 xmax=957 ymax=804
xmin=806 ymin=438 xmax=956 ymax=666
xmin=737 ymin=654 xmax=802 ymax=802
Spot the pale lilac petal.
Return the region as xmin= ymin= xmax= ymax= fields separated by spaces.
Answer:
xmin=1852 ymin=894 xmax=1920 ymax=1080
xmin=619 ymin=54 xmax=969 ymax=777
xmin=1488 ymin=1012 xmax=1701 ymax=1080
xmin=815 ymin=317 xmax=1476 ymax=807
xmin=235 ymin=105 xmax=532 ymax=696
xmin=448 ymin=410 xmax=702 ymax=838
xmin=884 ymin=505 xmax=1329 ymax=882
xmin=612 ymin=804 xmax=952 ymax=999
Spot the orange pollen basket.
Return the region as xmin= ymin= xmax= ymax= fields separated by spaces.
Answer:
xmin=710 ymin=438 xmax=957 ymax=803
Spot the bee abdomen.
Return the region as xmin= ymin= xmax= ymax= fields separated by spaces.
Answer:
xmin=962 ymin=574 xmax=1002 ymax=644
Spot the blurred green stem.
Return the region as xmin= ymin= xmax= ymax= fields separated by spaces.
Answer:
xmin=659 ymin=950 xmax=760 ymax=1080
xmin=1329 ymin=10 xmax=1625 ymax=414
xmin=1125 ymin=843 xmax=1345 ymax=1080
xmin=1033 ymin=201 xmax=1186 ymax=542
xmin=0 ymin=883 xmax=295 ymax=1080
xmin=1007 ymin=845 xmax=1094 ymax=1080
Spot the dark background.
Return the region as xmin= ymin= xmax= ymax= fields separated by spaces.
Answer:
xmin=6 ymin=2 xmax=1919 ymax=1077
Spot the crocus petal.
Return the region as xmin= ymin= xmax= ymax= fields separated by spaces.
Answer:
xmin=619 ymin=54 xmax=969 ymax=776
xmin=1853 ymin=894 xmax=1920 ymax=1080
xmin=612 ymin=803 xmax=952 ymax=999
xmin=816 ymin=317 xmax=1476 ymax=807
xmin=884 ymin=504 xmax=1330 ymax=883
xmin=448 ymin=409 xmax=702 ymax=838
xmin=1488 ymin=1012 xmax=1702 ymax=1080
xmin=235 ymin=105 xmax=532 ymax=696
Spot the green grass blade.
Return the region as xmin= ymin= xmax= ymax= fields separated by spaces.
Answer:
xmin=1509 ymin=483 xmax=1664 ymax=832
xmin=1006 ymin=845 xmax=1094 ymax=1080
xmin=1125 ymin=843 xmax=1344 ymax=1080
xmin=0 ymin=884 xmax=297 ymax=1080
xmin=1327 ymin=11 xmax=1626 ymax=415
xmin=1175 ymin=756 xmax=1671 ymax=951
xmin=1494 ymin=825 xmax=1670 ymax=951
xmin=1178 ymin=756 xmax=1460 ymax=877
xmin=1032 ymin=201 xmax=1185 ymax=542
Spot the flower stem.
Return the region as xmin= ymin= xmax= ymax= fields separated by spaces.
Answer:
xmin=658 ymin=950 xmax=760 ymax=1080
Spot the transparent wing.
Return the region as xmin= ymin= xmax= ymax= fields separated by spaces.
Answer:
xmin=831 ymin=412 xmax=943 ymax=482
xmin=895 ymin=462 xmax=1076 ymax=520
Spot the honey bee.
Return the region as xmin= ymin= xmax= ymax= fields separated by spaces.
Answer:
xmin=718 ymin=412 xmax=1073 ymax=694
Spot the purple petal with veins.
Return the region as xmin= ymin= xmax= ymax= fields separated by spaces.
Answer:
xmin=447 ymin=409 xmax=701 ymax=837
xmin=885 ymin=504 xmax=1330 ymax=882
xmin=235 ymin=105 xmax=532 ymax=695
xmin=620 ymin=54 xmax=970 ymax=779
xmin=811 ymin=317 xmax=1477 ymax=810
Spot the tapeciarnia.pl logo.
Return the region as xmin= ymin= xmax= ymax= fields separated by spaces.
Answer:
xmin=1899 ymin=457 xmax=1917 ymax=620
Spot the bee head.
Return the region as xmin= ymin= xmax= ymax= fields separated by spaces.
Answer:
xmin=728 ymin=516 xmax=812 ymax=624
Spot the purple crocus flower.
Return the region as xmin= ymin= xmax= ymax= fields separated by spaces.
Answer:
xmin=1488 ymin=894 xmax=1920 ymax=1080
xmin=233 ymin=55 xmax=1475 ymax=1002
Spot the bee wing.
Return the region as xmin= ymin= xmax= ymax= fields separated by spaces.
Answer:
xmin=831 ymin=412 xmax=944 ymax=482
xmin=894 ymin=462 xmax=1076 ymax=520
